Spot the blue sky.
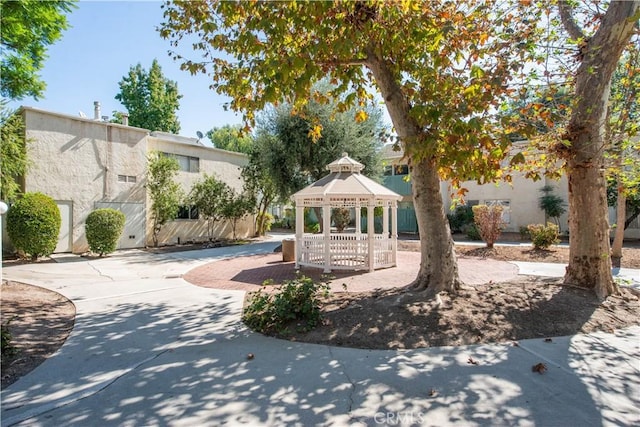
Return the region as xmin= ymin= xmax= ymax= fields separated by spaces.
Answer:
xmin=9 ymin=0 xmax=243 ymax=143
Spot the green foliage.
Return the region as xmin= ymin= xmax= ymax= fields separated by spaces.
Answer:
xmin=244 ymin=83 xmax=385 ymax=202
xmin=221 ymin=190 xmax=252 ymax=240
xmin=242 ymin=134 xmax=280 ymax=236
xmin=146 ymin=151 xmax=183 ymax=246
xmin=6 ymin=192 xmax=61 ymax=260
xmin=538 ymin=185 xmax=566 ymax=228
xmin=114 ymin=59 xmax=182 ymax=133
xmin=189 ymin=174 xmax=231 ymax=240
xmin=0 ymin=107 xmax=28 ymax=202
xmin=527 ymin=223 xmax=560 ymax=250
xmin=447 ymin=205 xmax=475 ymax=234
xmin=1 ymin=317 xmax=16 ymax=357
xmin=85 ymin=208 xmax=125 ymax=256
xmin=242 ymin=275 xmax=330 ymax=335
xmin=472 ymin=204 xmax=505 ymax=248
xmin=0 ymin=0 xmax=76 ymax=100
xmin=207 ymin=124 xmax=253 ymax=154
xmin=331 ymin=208 xmax=351 ymax=232
xmin=466 ymin=224 xmax=482 ymax=241
xmin=256 ymin=211 xmax=274 ymax=235
xmin=519 ymin=226 xmax=531 ymax=241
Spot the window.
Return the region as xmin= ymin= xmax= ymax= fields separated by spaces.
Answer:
xmin=394 ymin=164 xmax=409 ymax=175
xmin=176 ymin=205 xmax=199 ymax=220
xmin=162 ymin=152 xmax=200 ymax=173
xmin=118 ymin=174 xmax=137 ymax=183
xmin=383 ymin=165 xmax=393 ymax=176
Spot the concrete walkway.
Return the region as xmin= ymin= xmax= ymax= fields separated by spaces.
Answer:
xmin=1 ymin=237 xmax=639 ymax=426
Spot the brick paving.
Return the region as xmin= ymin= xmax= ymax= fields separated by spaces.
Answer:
xmin=183 ymin=251 xmax=519 ymax=293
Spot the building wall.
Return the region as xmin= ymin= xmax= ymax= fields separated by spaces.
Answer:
xmin=146 ymin=135 xmax=254 ymax=245
xmin=22 ymin=108 xmax=148 ymax=253
xmin=4 ymin=108 xmax=256 ymax=255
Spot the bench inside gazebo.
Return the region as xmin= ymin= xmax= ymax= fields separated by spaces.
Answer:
xmin=292 ymin=153 xmax=402 ymax=273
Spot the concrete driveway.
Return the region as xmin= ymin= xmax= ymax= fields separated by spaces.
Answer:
xmin=1 ymin=239 xmax=639 ymax=426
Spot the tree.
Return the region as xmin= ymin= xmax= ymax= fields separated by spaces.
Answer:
xmin=555 ymin=1 xmax=639 ymax=298
xmin=6 ymin=192 xmax=61 ymax=261
xmin=208 ymin=124 xmax=253 ymax=154
xmin=0 ymin=107 xmax=28 ymax=202
xmin=160 ymin=1 xmax=542 ymax=296
xmin=606 ymin=47 xmax=640 ymax=265
xmin=189 ymin=174 xmax=231 ymax=240
xmin=222 ymin=190 xmax=252 ymax=240
xmin=0 ymin=0 xmax=76 ymax=100
xmin=146 ymin=151 xmax=183 ymax=247
xmin=114 ymin=59 xmax=182 ymax=133
xmin=538 ymin=185 xmax=566 ymax=230
xmin=472 ymin=204 xmax=505 ymax=249
xmin=242 ymin=133 xmax=281 ymax=236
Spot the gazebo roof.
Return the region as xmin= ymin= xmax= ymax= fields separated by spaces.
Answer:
xmin=293 ymin=153 xmax=401 ymax=201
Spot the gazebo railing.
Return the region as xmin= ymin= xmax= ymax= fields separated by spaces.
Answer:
xmin=298 ymin=233 xmax=396 ymax=271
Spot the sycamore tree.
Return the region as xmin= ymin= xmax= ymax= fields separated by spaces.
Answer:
xmin=115 ymin=59 xmax=182 ymax=133
xmin=553 ymin=1 xmax=639 ymax=298
xmin=146 ymin=151 xmax=183 ymax=247
xmin=160 ymin=1 xmax=542 ymax=296
xmin=0 ymin=0 xmax=76 ymax=100
xmin=606 ymin=46 xmax=640 ymax=265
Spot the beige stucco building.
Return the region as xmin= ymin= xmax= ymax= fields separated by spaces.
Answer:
xmin=380 ymin=143 xmax=639 ymax=239
xmin=5 ymin=106 xmax=253 ymax=254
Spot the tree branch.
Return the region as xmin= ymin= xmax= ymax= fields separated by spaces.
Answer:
xmin=558 ymin=1 xmax=585 ymax=41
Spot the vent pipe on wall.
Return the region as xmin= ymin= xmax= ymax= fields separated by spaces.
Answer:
xmin=94 ymin=101 xmax=101 ymax=120
xmin=122 ymin=113 xmax=129 ymax=126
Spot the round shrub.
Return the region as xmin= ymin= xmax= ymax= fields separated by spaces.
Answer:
xmin=527 ymin=223 xmax=560 ymax=249
xmin=85 ymin=208 xmax=126 ymax=256
xmin=6 ymin=192 xmax=61 ymax=260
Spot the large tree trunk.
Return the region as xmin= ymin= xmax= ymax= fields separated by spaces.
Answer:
xmin=365 ymin=46 xmax=462 ymax=296
xmin=410 ymin=156 xmax=461 ymax=294
xmin=558 ymin=0 xmax=639 ymax=298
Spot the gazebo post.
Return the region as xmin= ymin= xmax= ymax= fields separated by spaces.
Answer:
xmin=323 ymin=201 xmax=331 ymax=273
xmin=391 ymin=201 xmax=398 ymax=266
xmin=383 ymin=202 xmax=389 ymax=236
xmin=295 ymin=200 xmax=304 ymax=268
xmin=355 ymin=203 xmax=361 ymax=235
xmin=367 ymin=201 xmax=375 ymax=272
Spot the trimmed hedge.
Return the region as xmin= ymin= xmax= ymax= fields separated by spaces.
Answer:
xmin=7 ymin=192 xmax=61 ymax=260
xmin=85 ymin=208 xmax=126 ymax=256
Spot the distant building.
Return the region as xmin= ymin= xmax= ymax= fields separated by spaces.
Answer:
xmin=3 ymin=106 xmax=253 ymax=254
xmin=380 ymin=143 xmax=639 ymax=239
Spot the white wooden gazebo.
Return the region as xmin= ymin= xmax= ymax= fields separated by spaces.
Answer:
xmin=292 ymin=153 xmax=402 ymax=273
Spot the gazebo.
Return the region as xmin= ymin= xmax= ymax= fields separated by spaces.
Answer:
xmin=292 ymin=153 xmax=402 ymax=273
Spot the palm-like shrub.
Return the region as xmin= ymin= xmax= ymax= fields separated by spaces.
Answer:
xmin=85 ymin=208 xmax=126 ymax=256
xmin=7 ymin=192 xmax=61 ymax=260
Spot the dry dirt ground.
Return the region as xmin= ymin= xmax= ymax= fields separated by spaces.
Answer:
xmin=2 ymin=241 xmax=639 ymax=389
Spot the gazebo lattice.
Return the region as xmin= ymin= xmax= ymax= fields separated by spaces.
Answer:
xmin=292 ymin=153 xmax=402 ymax=273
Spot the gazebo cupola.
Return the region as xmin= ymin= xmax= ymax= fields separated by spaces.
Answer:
xmin=292 ymin=153 xmax=402 ymax=273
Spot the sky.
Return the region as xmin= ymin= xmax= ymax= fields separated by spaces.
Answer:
xmin=8 ymin=0 xmax=244 ymax=144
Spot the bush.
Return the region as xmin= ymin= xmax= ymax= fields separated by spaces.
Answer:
xmin=472 ymin=204 xmax=505 ymax=248
xmin=465 ymin=224 xmax=482 ymax=241
xmin=305 ymin=222 xmax=320 ymax=233
xmin=242 ymin=275 xmax=330 ymax=335
xmin=85 ymin=208 xmax=126 ymax=256
xmin=256 ymin=212 xmax=274 ymax=235
xmin=527 ymin=223 xmax=560 ymax=249
xmin=519 ymin=225 xmax=531 ymax=241
xmin=6 ymin=192 xmax=61 ymax=260
xmin=331 ymin=207 xmax=351 ymax=232
xmin=447 ymin=205 xmax=474 ymax=233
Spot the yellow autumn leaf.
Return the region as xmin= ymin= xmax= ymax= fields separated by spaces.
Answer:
xmin=355 ymin=110 xmax=368 ymax=123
